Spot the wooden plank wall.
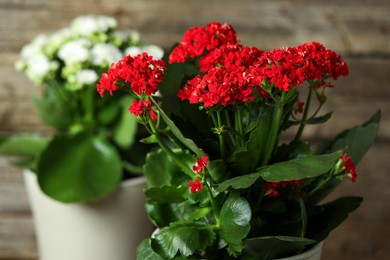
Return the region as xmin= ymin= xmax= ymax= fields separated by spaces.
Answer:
xmin=0 ymin=0 xmax=389 ymax=259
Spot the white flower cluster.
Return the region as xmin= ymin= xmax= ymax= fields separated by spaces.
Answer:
xmin=16 ymin=15 xmax=164 ymax=90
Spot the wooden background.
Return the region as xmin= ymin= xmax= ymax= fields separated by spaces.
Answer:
xmin=0 ymin=0 xmax=389 ymax=259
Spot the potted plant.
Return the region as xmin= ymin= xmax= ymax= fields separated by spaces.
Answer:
xmin=98 ymin=22 xmax=380 ymax=259
xmin=0 ymin=15 xmax=163 ymax=260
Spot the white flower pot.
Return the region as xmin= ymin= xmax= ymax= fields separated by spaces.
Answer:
xmin=23 ymin=169 xmax=153 ymax=260
xmin=275 ymin=242 xmax=323 ymax=260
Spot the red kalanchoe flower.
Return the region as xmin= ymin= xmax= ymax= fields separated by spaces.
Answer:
xmin=97 ymin=53 xmax=166 ymax=97
xmin=169 ymin=22 xmax=238 ymax=63
xmin=249 ymin=42 xmax=349 ymax=92
xmin=193 ymin=155 xmax=209 ymax=173
xmin=297 ymin=42 xmax=349 ymax=81
xmin=264 ymin=182 xmax=279 ymax=197
xmin=264 ymin=180 xmax=303 ymax=197
xmin=128 ymin=99 xmax=158 ymax=121
xmin=341 ymin=153 xmax=357 ymax=182
xmin=96 ymin=72 xmax=118 ymax=96
xmin=177 ymin=45 xmax=267 ymax=108
xmin=129 ymin=100 xmax=151 ymax=116
xmin=280 ymin=180 xmax=303 ymax=188
xmin=188 ymin=179 xmax=203 ymax=193
xmin=148 ymin=108 xmax=158 ymax=121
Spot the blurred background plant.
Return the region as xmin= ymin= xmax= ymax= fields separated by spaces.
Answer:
xmin=0 ymin=14 xmax=164 ymax=203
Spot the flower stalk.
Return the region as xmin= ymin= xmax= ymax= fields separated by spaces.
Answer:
xmin=216 ymin=110 xmax=226 ymax=158
xmin=261 ymin=92 xmax=286 ymax=166
xmin=294 ymin=85 xmax=313 ymax=142
xmin=148 ymin=115 xmax=195 ymax=177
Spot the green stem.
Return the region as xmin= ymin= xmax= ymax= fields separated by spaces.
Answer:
xmin=216 ymin=111 xmax=225 ymax=158
xmin=148 ymin=120 xmax=194 ymax=177
xmin=83 ymin=87 xmax=95 ymax=127
xmin=308 ymin=101 xmax=323 ymax=121
xmin=294 ymin=85 xmax=313 ymax=142
xmin=298 ymin=195 xmax=307 ymax=237
xmin=308 ymin=158 xmax=343 ymax=198
xmin=224 ymin=109 xmax=236 ymax=147
xmin=260 ymin=92 xmax=285 ymax=166
xmin=235 ymin=108 xmax=243 ymax=136
xmin=307 ymin=171 xmax=334 ymax=198
xmin=235 ymin=108 xmax=244 ymax=147
xmin=204 ymin=181 xmax=220 ymax=228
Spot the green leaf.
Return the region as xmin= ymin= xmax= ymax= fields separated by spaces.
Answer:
xmin=96 ymin=98 xmax=121 ymax=125
xmin=158 ymin=62 xmax=199 ymax=117
xmin=0 ymin=134 xmax=48 ymax=169
xmin=242 ymin=236 xmax=316 ymax=260
xmin=297 ymin=195 xmax=307 ymax=237
xmin=151 ymin=97 xmax=205 ymax=158
xmin=136 ymin=238 xmax=165 ymax=260
xmin=307 ymin=178 xmax=342 ymax=205
xmin=260 ymin=151 xmax=340 ymax=181
xmin=274 ymin=140 xmax=314 ymax=162
xmin=144 ymin=149 xmax=175 ymax=187
xmin=33 ymin=96 xmax=69 ymax=130
xmin=145 ymin=185 xmax=187 ymax=203
xmin=153 ymin=221 xmax=216 ymax=258
xmin=33 ymin=82 xmax=74 ymax=130
xmin=0 ymin=134 xmax=47 ymax=157
xmin=187 ymin=207 xmax=212 ymax=221
xmin=112 ymin=96 xmax=138 ymax=148
xmin=306 ymin=196 xmax=363 ymax=242
xmin=207 ymin=159 xmax=228 ymax=182
xmin=37 ymin=133 xmax=122 ymax=203
xmin=141 ymin=134 xmax=158 ymax=144
xmin=217 ymin=152 xmax=342 ymax=192
xmin=220 ymin=193 xmax=251 ymax=256
xmin=145 ymin=200 xmax=199 ymax=228
xmin=143 ymin=149 xmax=192 ymax=188
xmin=217 ymin=173 xmax=260 ymax=193
xmin=317 ymin=110 xmax=380 ymax=164
xmin=258 ymin=151 xmax=342 ymax=182
xmin=232 ymin=109 xmax=273 ymax=174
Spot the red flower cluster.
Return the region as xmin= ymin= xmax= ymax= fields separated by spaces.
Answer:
xmin=264 ymin=180 xmax=303 ymax=197
xmin=193 ymin=155 xmax=209 ymax=173
xmin=97 ymin=23 xmax=348 ymax=114
xmin=171 ymin=30 xmax=349 ymax=109
xmin=128 ymin=100 xmax=157 ymax=121
xmin=188 ymin=179 xmax=203 ymax=193
xmin=257 ymin=42 xmax=349 ymax=91
xmin=168 ymin=22 xmax=238 ymax=63
xmin=97 ymin=53 xmax=166 ymax=97
xmin=341 ymin=153 xmax=357 ymax=182
xmin=188 ymin=156 xmax=209 ymax=193
xmin=177 ymin=44 xmax=267 ymax=108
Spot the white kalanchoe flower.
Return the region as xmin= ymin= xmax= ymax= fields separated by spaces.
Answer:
xmin=91 ymin=43 xmax=123 ymax=66
xmin=15 ymin=14 xmax=164 ymax=91
xmin=124 ymin=46 xmax=143 ymax=57
xmin=71 ymin=15 xmax=118 ymax=36
xmin=112 ymin=30 xmax=141 ymax=46
xmin=140 ymin=45 xmax=164 ymax=59
xmin=58 ymin=39 xmax=91 ymax=64
xmin=46 ymin=28 xmax=73 ymax=56
xmin=76 ymin=69 xmax=98 ymax=85
xmin=25 ymin=54 xmax=58 ymax=84
xmin=20 ymin=35 xmax=48 ymax=59
xmin=125 ymin=44 xmax=164 ymax=59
